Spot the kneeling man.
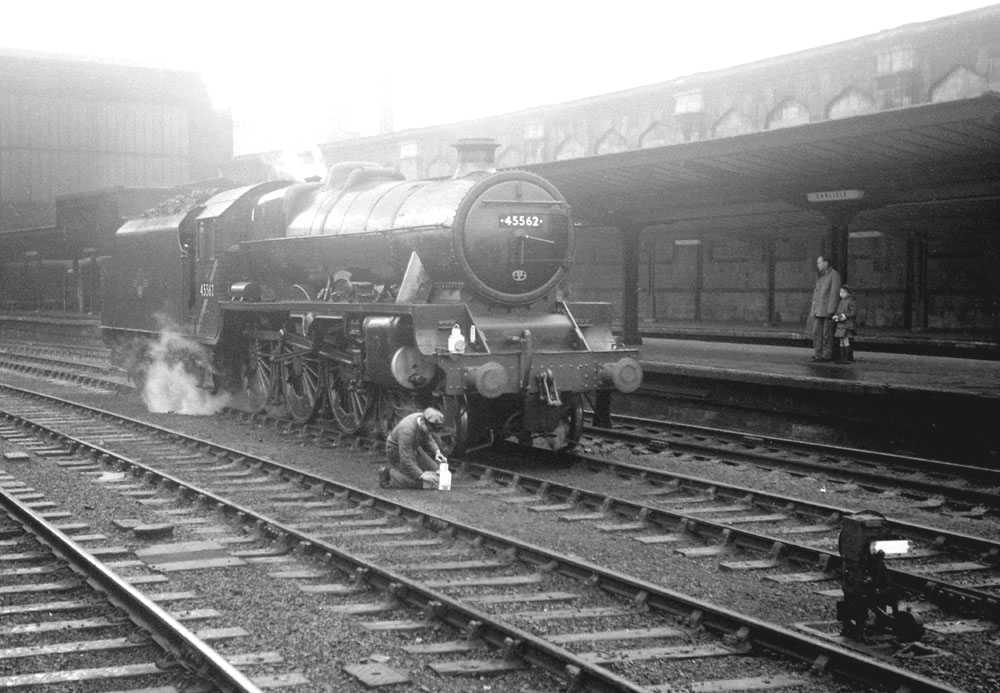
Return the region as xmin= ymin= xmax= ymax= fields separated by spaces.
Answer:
xmin=379 ymin=408 xmax=447 ymax=489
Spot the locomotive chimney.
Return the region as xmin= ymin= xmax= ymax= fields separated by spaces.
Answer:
xmin=452 ymin=138 xmax=499 ymax=178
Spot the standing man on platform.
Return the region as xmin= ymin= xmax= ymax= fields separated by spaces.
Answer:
xmin=810 ymin=255 xmax=842 ymax=362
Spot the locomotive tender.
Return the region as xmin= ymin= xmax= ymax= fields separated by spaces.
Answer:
xmin=102 ymin=139 xmax=642 ymax=453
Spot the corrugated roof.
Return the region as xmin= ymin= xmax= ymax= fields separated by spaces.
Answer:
xmin=525 ymin=94 xmax=1000 ymax=226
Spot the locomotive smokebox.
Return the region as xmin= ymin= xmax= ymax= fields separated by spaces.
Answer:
xmin=453 ymin=138 xmax=500 ymax=178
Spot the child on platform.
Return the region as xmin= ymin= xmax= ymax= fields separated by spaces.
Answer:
xmin=832 ymin=285 xmax=857 ymax=363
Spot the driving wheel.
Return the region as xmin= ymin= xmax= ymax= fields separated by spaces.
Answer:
xmin=324 ymin=362 xmax=372 ymax=434
xmin=243 ymin=338 xmax=275 ymax=412
xmin=282 ymin=343 xmax=322 ymax=423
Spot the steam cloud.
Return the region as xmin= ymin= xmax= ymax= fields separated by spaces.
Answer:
xmin=139 ymin=323 xmax=230 ymax=416
xmin=271 ymin=145 xmax=327 ymax=182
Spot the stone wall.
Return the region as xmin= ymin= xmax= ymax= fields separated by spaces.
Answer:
xmin=306 ymin=7 xmax=1000 ymax=179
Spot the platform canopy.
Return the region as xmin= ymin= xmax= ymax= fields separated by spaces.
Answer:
xmin=524 ymin=93 xmax=1000 ymax=228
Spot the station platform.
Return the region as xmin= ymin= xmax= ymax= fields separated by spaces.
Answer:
xmin=634 ymin=338 xmax=1000 ymax=465
xmin=639 ymin=322 xmax=999 ymax=360
xmin=639 ymin=338 xmax=1000 ymax=402
xmin=0 ymin=311 xmax=102 ymax=344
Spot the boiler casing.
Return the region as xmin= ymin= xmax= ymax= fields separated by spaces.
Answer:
xmin=250 ymin=166 xmax=574 ymax=306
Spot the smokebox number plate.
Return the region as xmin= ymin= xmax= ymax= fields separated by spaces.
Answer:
xmin=499 ymin=214 xmax=545 ymax=228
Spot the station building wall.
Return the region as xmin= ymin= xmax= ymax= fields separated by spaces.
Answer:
xmin=309 ymin=7 xmax=1000 ymax=178
xmin=923 ymin=228 xmax=998 ymax=330
xmin=0 ymin=52 xmax=231 ymax=231
xmin=570 ymin=220 xmax=999 ymax=334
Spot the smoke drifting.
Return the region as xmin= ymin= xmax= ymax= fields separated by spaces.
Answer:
xmin=140 ymin=325 xmax=230 ymax=416
xmin=271 ymin=146 xmax=327 ymax=182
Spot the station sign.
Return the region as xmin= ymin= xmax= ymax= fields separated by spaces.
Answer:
xmin=806 ymin=189 xmax=865 ymax=203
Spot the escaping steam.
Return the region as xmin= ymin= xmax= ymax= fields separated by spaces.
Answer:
xmin=270 ymin=145 xmax=327 ymax=182
xmin=136 ymin=320 xmax=230 ymax=416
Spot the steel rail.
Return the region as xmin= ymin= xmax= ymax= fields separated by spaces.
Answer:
xmin=0 ymin=339 xmax=111 ymax=360
xmin=584 ymin=418 xmax=1000 ymax=509
xmin=464 ymin=449 xmax=1000 ymax=623
xmin=0 ymin=350 xmax=125 ymax=378
xmin=1 ymin=361 xmax=995 ymax=602
xmin=0 ymin=405 xmax=659 ymax=692
xmin=501 ymin=441 xmax=1000 ymax=560
xmin=0 ymin=384 xmax=967 ymax=693
xmin=5 ymin=347 xmax=994 ymax=505
xmin=0 ymin=480 xmax=262 ymax=693
xmin=0 ymin=354 xmax=126 ymax=390
xmin=1 ymin=347 xmax=992 ymax=491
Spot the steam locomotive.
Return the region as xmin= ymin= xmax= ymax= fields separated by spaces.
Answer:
xmin=101 ymin=139 xmax=642 ymax=453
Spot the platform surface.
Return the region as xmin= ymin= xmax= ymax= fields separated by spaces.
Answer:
xmin=639 ymin=338 xmax=1000 ymax=401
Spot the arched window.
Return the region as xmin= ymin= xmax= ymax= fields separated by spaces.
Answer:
xmin=711 ymin=109 xmax=756 ymax=138
xmin=554 ymin=137 xmax=586 ymax=161
xmin=639 ymin=122 xmax=670 ymax=148
xmin=930 ymin=66 xmax=987 ymax=103
xmin=827 ymin=89 xmax=876 ymax=120
xmin=765 ymin=100 xmax=810 ymax=130
xmin=595 ymin=129 xmax=628 ymax=155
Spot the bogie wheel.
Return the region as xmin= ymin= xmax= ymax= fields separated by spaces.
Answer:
xmin=372 ymin=385 xmax=411 ymax=438
xmin=193 ymin=361 xmax=221 ymax=395
xmin=555 ymin=392 xmax=584 ymax=452
xmin=243 ymin=338 xmax=275 ymax=412
xmin=324 ymin=362 xmax=373 ymax=434
xmin=436 ymin=394 xmax=470 ymax=457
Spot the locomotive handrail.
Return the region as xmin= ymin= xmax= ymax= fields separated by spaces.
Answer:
xmin=476 ymin=199 xmax=570 ymax=207
xmin=239 ymin=223 xmax=450 ymax=242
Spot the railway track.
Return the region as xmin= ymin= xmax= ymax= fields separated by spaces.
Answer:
xmin=3 ymin=347 xmax=998 ymax=517
xmin=584 ymin=414 xmax=1000 ymax=515
xmin=471 ymin=443 xmax=1000 ymax=613
xmin=2 ymin=350 xmax=997 ymax=559
xmin=0 ymin=467 xmax=261 ymax=691
xmin=0 ymin=340 xmax=110 ymax=363
xmin=0 ymin=383 xmax=977 ymax=693
xmin=0 ymin=348 xmax=126 ymax=391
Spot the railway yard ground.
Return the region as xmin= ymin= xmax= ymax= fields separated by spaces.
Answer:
xmin=1 ymin=314 xmax=999 ymax=693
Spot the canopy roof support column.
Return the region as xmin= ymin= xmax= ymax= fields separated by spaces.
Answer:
xmin=765 ymin=237 xmax=777 ymax=326
xmin=810 ymin=201 xmax=867 ymax=284
xmin=619 ymin=221 xmax=643 ymax=346
xmin=906 ymin=231 xmax=929 ymax=331
xmin=828 ymin=213 xmax=850 ymax=284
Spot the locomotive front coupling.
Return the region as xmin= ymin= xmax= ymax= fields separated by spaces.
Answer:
xmin=836 ymin=510 xmax=923 ymax=642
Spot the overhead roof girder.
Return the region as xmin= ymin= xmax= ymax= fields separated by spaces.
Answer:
xmin=524 ymin=94 xmax=1000 ymax=228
